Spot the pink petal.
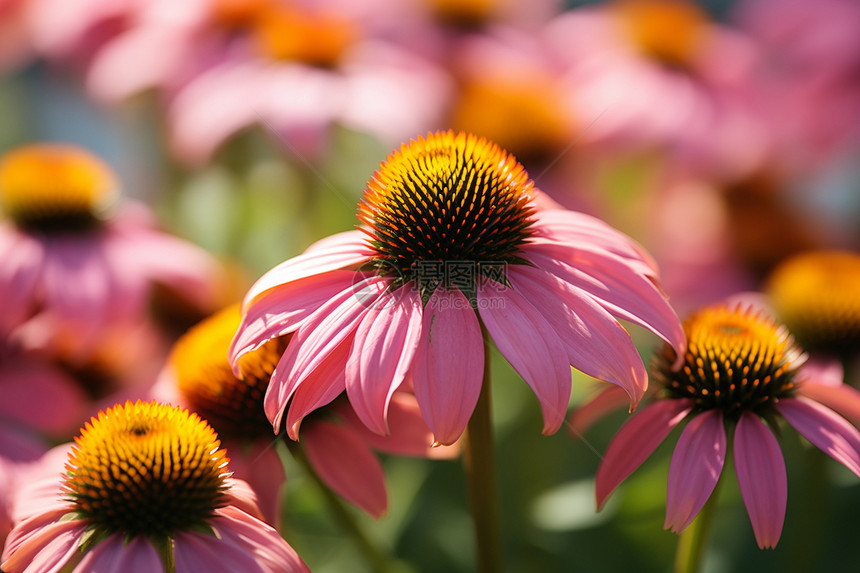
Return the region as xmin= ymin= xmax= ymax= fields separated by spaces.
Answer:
xmin=243 ymin=230 xmax=372 ymax=304
xmin=75 ymin=535 xmax=161 ymax=573
xmin=346 ymin=285 xmax=423 ymax=435
xmin=532 ymin=209 xmax=658 ymax=273
xmin=568 ymin=385 xmax=630 ymax=436
xmin=412 ymin=289 xmax=484 ymax=446
xmin=596 ymin=399 xmax=692 ymax=509
xmin=262 ymin=278 xmax=386 ymax=434
xmin=277 ymin=336 xmax=349 ymax=439
xmin=526 ymin=246 xmax=686 ymax=364
xmin=665 ymin=410 xmax=727 ymax=534
xmin=508 ymin=265 xmax=648 ymax=409
xmin=0 ymin=229 xmax=42 ymax=333
xmin=334 ymin=393 xmax=457 ymax=458
xmin=734 ymin=412 xmax=787 ymax=549
xmin=229 ymin=270 xmax=355 ymax=368
xmin=303 ymin=419 xmax=388 ymax=517
xmin=223 ymin=441 xmax=285 ymax=528
xmin=797 ymin=380 xmax=860 ymax=428
xmin=777 ymin=397 xmax=860 ymax=476
xmin=478 ymin=279 xmax=573 ymax=435
xmin=1 ymin=514 xmax=83 ymax=573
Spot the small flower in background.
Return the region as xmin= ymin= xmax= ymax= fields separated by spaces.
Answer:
xmin=0 ymin=143 xmax=223 ymax=361
xmin=765 ymin=250 xmax=860 ymax=363
xmin=0 ymin=400 xmax=310 ymax=573
xmin=586 ymin=302 xmax=860 ymax=549
xmin=733 ymin=0 xmax=860 ymax=171
xmin=541 ymin=0 xmax=768 ymax=180
xmin=230 ymin=130 xmax=685 ymax=446
xmin=156 ymin=303 xmax=455 ymax=521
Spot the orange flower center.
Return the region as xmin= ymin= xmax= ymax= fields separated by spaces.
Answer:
xmin=252 ymin=4 xmax=357 ymax=67
xmin=449 ymin=74 xmax=569 ymax=162
xmin=358 ymin=131 xmax=535 ymax=299
xmin=654 ymin=305 xmax=804 ymax=417
xmin=169 ymin=304 xmax=285 ymax=439
xmin=766 ymin=250 xmax=860 ymax=355
xmin=613 ymin=0 xmax=708 ymax=68
xmin=63 ymin=401 xmax=230 ymax=538
xmin=429 ymin=0 xmax=495 ymax=28
xmin=0 ymin=144 xmax=117 ymax=232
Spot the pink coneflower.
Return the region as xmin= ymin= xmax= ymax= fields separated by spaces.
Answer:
xmin=1 ymin=400 xmax=309 ymax=572
xmin=590 ymin=302 xmax=860 ymax=549
xmin=156 ymin=303 xmax=456 ymax=521
xmin=229 ymin=130 xmax=685 ymax=446
xmin=0 ymin=144 xmax=221 ymax=360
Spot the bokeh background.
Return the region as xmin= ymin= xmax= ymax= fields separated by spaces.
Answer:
xmin=2 ymin=0 xmax=860 ymax=571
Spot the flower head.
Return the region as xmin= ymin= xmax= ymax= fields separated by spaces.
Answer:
xmin=0 ymin=144 xmax=221 ymax=358
xmin=230 ymin=130 xmax=684 ymax=446
xmin=592 ymin=302 xmax=860 ymax=549
xmin=1 ymin=400 xmax=309 ymax=572
xmin=765 ymin=250 xmax=860 ymax=358
xmin=160 ymin=303 xmax=453 ymax=520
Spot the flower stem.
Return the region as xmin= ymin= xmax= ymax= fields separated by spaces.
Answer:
xmin=673 ymin=478 xmax=722 ymax=573
xmin=287 ymin=441 xmax=395 ymax=573
xmin=463 ymin=338 xmax=503 ymax=573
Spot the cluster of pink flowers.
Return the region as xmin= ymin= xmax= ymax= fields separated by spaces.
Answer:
xmin=1 ymin=0 xmax=860 ymax=571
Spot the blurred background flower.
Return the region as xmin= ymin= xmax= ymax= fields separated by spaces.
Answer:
xmin=1 ymin=0 xmax=859 ymax=571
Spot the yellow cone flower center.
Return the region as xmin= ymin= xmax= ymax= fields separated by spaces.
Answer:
xmin=766 ymin=250 xmax=860 ymax=355
xmin=358 ymin=131 xmax=535 ymax=299
xmin=63 ymin=401 xmax=230 ymax=538
xmin=170 ymin=305 xmax=284 ymax=438
xmin=613 ymin=0 xmax=708 ymax=68
xmin=0 ymin=144 xmax=117 ymax=232
xmin=449 ymin=74 xmax=569 ymax=163
xmin=654 ymin=305 xmax=805 ymax=417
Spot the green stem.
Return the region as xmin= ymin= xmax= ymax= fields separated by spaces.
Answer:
xmin=287 ymin=441 xmax=394 ymax=573
xmin=673 ymin=476 xmax=722 ymax=573
xmin=463 ymin=339 xmax=503 ymax=573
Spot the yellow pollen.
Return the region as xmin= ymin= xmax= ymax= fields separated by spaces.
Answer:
xmin=358 ymin=131 xmax=535 ymax=296
xmin=169 ymin=304 xmax=283 ymax=438
xmin=63 ymin=401 xmax=230 ymax=537
xmin=0 ymin=144 xmax=117 ymax=229
xmin=655 ymin=304 xmax=805 ymax=415
xmin=766 ymin=250 xmax=860 ymax=354
xmin=252 ymin=4 xmax=357 ymax=67
xmin=613 ymin=0 xmax=709 ymax=68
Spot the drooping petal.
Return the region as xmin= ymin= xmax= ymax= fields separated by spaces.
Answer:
xmin=508 ymin=265 xmax=648 ymax=409
xmin=478 ymin=279 xmax=573 ymax=435
xmin=346 ymin=285 xmax=423 ymax=435
xmin=336 ymin=393 xmax=458 ymax=458
xmin=532 ymin=208 xmax=659 ymax=274
xmin=777 ymin=397 xmax=860 ymax=477
xmin=243 ymin=230 xmax=373 ymax=305
xmin=223 ymin=441 xmax=285 ymax=528
xmin=0 ymin=229 xmax=42 ymax=334
xmin=303 ymin=419 xmax=388 ymax=518
xmin=279 ymin=336 xmax=350 ymax=439
xmin=797 ymin=380 xmax=860 ymax=428
xmin=568 ymin=385 xmax=631 ymax=436
xmin=595 ymin=399 xmax=692 ymax=509
xmin=229 ymin=270 xmax=355 ymax=368
xmin=734 ymin=412 xmax=787 ymax=549
xmin=412 ymin=288 xmax=484 ymax=446
xmin=665 ymin=410 xmax=726 ymax=534
xmin=526 ymin=246 xmax=686 ymax=363
xmin=75 ymin=535 xmax=161 ymax=573
xmin=1 ymin=513 xmax=83 ymax=573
